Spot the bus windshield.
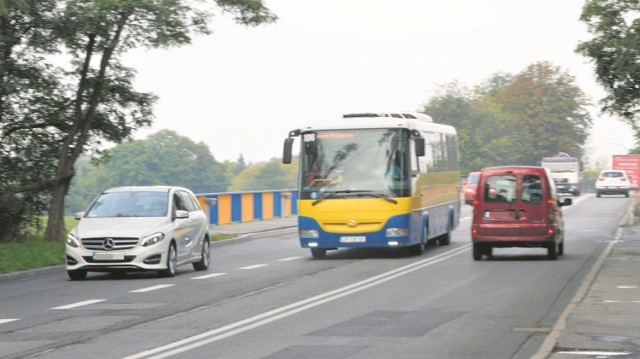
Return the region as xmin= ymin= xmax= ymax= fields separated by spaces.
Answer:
xmin=299 ymin=128 xmax=411 ymax=199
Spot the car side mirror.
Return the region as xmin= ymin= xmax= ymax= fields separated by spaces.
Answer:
xmin=74 ymin=212 xmax=85 ymax=220
xmin=174 ymin=210 xmax=189 ymax=219
xmin=559 ymin=198 xmax=572 ymax=207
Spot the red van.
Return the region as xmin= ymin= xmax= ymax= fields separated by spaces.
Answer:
xmin=471 ymin=166 xmax=572 ymax=260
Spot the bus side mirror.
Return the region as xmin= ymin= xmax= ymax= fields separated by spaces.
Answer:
xmin=414 ymin=137 xmax=425 ymax=157
xmin=283 ymin=138 xmax=294 ymax=164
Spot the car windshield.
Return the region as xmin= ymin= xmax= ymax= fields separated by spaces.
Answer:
xmin=467 ymin=173 xmax=480 ymax=184
xmin=85 ymin=191 xmax=169 ymax=218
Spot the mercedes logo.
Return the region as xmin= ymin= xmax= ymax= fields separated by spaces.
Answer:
xmin=103 ymin=238 xmax=115 ymax=250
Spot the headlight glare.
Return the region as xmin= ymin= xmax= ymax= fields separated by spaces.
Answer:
xmin=140 ymin=232 xmax=165 ymax=247
xmin=66 ymin=233 xmax=80 ymax=248
xmin=300 ymin=229 xmax=319 ymax=238
xmin=386 ymin=228 xmax=408 ymax=237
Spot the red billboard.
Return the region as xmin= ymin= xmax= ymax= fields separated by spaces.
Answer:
xmin=612 ymin=155 xmax=640 ymax=189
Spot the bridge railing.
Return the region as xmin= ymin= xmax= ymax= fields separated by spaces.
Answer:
xmin=196 ymin=189 xmax=299 ymax=225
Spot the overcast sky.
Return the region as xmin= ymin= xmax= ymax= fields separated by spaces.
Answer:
xmin=124 ymin=0 xmax=635 ymax=167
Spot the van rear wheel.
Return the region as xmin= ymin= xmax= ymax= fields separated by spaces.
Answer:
xmin=547 ymin=243 xmax=558 ymax=260
xmin=472 ymin=244 xmax=482 ymax=260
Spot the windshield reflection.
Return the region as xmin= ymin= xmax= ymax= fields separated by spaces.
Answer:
xmin=300 ymin=129 xmax=411 ymax=200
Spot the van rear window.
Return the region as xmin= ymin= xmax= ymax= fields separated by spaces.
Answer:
xmin=483 ymin=174 xmax=516 ymax=203
xmin=522 ymin=175 xmax=543 ymax=203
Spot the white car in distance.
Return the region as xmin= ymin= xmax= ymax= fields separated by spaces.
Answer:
xmin=595 ymin=170 xmax=630 ymax=198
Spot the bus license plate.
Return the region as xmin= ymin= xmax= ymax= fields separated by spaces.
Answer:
xmin=340 ymin=236 xmax=366 ymax=243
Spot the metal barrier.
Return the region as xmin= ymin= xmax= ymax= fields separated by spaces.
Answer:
xmin=196 ymin=189 xmax=298 ymax=225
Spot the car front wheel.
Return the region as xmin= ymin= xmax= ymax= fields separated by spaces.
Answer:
xmin=159 ymin=243 xmax=177 ymax=277
xmin=68 ymin=269 xmax=87 ymax=280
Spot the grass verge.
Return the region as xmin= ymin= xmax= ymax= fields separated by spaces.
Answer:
xmin=0 ymin=217 xmax=238 ymax=275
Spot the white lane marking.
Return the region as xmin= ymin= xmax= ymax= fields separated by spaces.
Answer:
xmin=555 ymin=350 xmax=631 ymax=356
xmin=0 ymin=319 xmax=19 ymax=325
xmin=238 ymin=264 xmax=268 ymax=270
xmin=460 ymin=216 xmax=472 ymax=221
xmin=278 ymin=256 xmax=303 ymax=261
xmin=603 ymin=300 xmax=640 ymax=303
xmin=130 ymin=285 xmax=175 ymax=293
xmin=51 ymin=299 xmax=106 ymax=310
xmin=191 ymin=273 xmax=228 ymax=280
xmin=617 ymin=285 xmax=638 ymax=289
xmin=124 ymin=244 xmax=470 ymax=359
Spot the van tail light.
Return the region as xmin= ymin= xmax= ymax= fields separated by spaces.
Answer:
xmin=546 ymin=198 xmax=554 ymax=205
xmin=548 ymin=228 xmax=555 ymax=236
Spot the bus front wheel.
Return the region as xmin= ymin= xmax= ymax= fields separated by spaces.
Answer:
xmin=310 ymin=248 xmax=326 ymax=259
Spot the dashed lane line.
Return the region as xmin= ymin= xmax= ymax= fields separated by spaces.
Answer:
xmin=238 ymin=264 xmax=268 ymax=270
xmin=191 ymin=273 xmax=228 ymax=280
xmin=130 ymin=284 xmax=175 ymax=293
xmin=51 ymin=299 xmax=107 ymax=310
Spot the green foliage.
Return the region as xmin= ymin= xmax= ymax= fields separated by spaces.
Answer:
xmin=577 ymin=0 xmax=640 ymax=141
xmin=423 ymin=62 xmax=592 ymax=173
xmin=229 ymin=157 xmax=298 ymax=191
xmin=494 ymin=62 xmax=591 ymax=164
xmin=66 ymin=130 xmax=230 ymax=212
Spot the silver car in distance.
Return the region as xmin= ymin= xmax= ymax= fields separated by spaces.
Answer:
xmin=65 ymin=186 xmax=210 ymax=280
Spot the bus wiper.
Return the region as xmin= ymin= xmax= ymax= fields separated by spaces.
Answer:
xmin=357 ymin=192 xmax=398 ymax=204
xmin=312 ymin=190 xmax=361 ymax=206
xmin=312 ymin=190 xmax=397 ymax=206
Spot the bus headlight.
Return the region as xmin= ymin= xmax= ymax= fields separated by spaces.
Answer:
xmin=300 ymin=229 xmax=319 ymax=238
xmin=386 ymin=228 xmax=408 ymax=237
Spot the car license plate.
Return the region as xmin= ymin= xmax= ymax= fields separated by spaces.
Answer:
xmin=339 ymin=236 xmax=366 ymax=243
xmin=93 ymin=252 xmax=125 ymax=261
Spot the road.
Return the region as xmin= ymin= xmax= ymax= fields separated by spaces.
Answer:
xmin=0 ymin=194 xmax=631 ymax=359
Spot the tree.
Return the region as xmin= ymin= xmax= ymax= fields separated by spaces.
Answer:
xmin=493 ymin=62 xmax=592 ymax=164
xmin=0 ymin=1 xmax=66 ymax=242
xmin=422 ymin=78 xmax=522 ymax=173
xmin=0 ymin=1 xmax=276 ymax=242
xmin=577 ymin=0 xmax=640 ymax=142
xmin=229 ymin=157 xmax=297 ymax=191
xmin=66 ymin=130 xmax=230 ymax=212
xmin=422 ymin=63 xmax=592 ymax=172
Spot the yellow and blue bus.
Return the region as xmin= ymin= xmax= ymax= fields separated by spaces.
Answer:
xmin=283 ymin=112 xmax=460 ymax=258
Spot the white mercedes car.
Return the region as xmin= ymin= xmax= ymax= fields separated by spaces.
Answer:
xmin=65 ymin=186 xmax=210 ymax=280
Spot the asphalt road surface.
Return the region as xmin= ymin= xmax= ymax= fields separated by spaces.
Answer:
xmin=0 ymin=194 xmax=631 ymax=359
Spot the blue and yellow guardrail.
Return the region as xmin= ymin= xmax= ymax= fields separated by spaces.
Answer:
xmin=196 ymin=189 xmax=299 ymax=225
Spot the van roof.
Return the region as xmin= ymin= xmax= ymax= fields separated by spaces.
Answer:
xmin=481 ymin=165 xmax=546 ymax=172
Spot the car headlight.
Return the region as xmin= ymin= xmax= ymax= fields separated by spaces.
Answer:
xmin=140 ymin=232 xmax=165 ymax=247
xmin=66 ymin=233 xmax=80 ymax=248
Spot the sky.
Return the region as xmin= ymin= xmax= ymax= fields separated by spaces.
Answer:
xmin=123 ymin=0 xmax=635 ymax=167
